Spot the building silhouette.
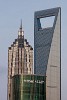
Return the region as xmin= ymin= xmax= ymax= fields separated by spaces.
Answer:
xmin=34 ymin=7 xmax=61 ymax=100
xmin=8 ymin=21 xmax=33 ymax=100
xmin=8 ymin=7 xmax=61 ymax=100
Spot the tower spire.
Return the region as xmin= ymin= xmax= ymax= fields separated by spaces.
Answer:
xmin=18 ymin=20 xmax=24 ymax=37
xmin=20 ymin=19 xmax=22 ymax=30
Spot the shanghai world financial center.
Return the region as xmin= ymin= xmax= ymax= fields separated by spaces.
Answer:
xmin=8 ymin=7 xmax=61 ymax=100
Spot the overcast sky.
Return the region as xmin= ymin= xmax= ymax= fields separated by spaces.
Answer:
xmin=0 ymin=0 xmax=67 ymax=100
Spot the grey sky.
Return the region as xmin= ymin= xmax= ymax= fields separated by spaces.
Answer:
xmin=0 ymin=0 xmax=67 ymax=100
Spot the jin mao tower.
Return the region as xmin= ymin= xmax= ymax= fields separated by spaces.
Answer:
xmin=8 ymin=21 xmax=33 ymax=100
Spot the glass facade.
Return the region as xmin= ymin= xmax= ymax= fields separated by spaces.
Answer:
xmin=11 ymin=75 xmax=46 ymax=100
xmin=34 ymin=7 xmax=61 ymax=100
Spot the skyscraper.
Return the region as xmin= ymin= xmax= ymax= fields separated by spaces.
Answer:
xmin=8 ymin=22 xmax=33 ymax=100
xmin=34 ymin=7 xmax=61 ymax=100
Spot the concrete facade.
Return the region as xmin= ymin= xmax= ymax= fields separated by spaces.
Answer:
xmin=34 ymin=7 xmax=61 ymax=100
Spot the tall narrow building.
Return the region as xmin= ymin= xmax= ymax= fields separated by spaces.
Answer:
xmin=8 ymin=22 xmax=33 ymax=100
xmin=34 ymin=7 xmax=61 ymax=100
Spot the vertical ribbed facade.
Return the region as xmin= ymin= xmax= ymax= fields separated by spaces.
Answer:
xmin=8 ymin=25 xmax=33 ymax=100
xmin=34 ymin=7 xmax=61 ymax=100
